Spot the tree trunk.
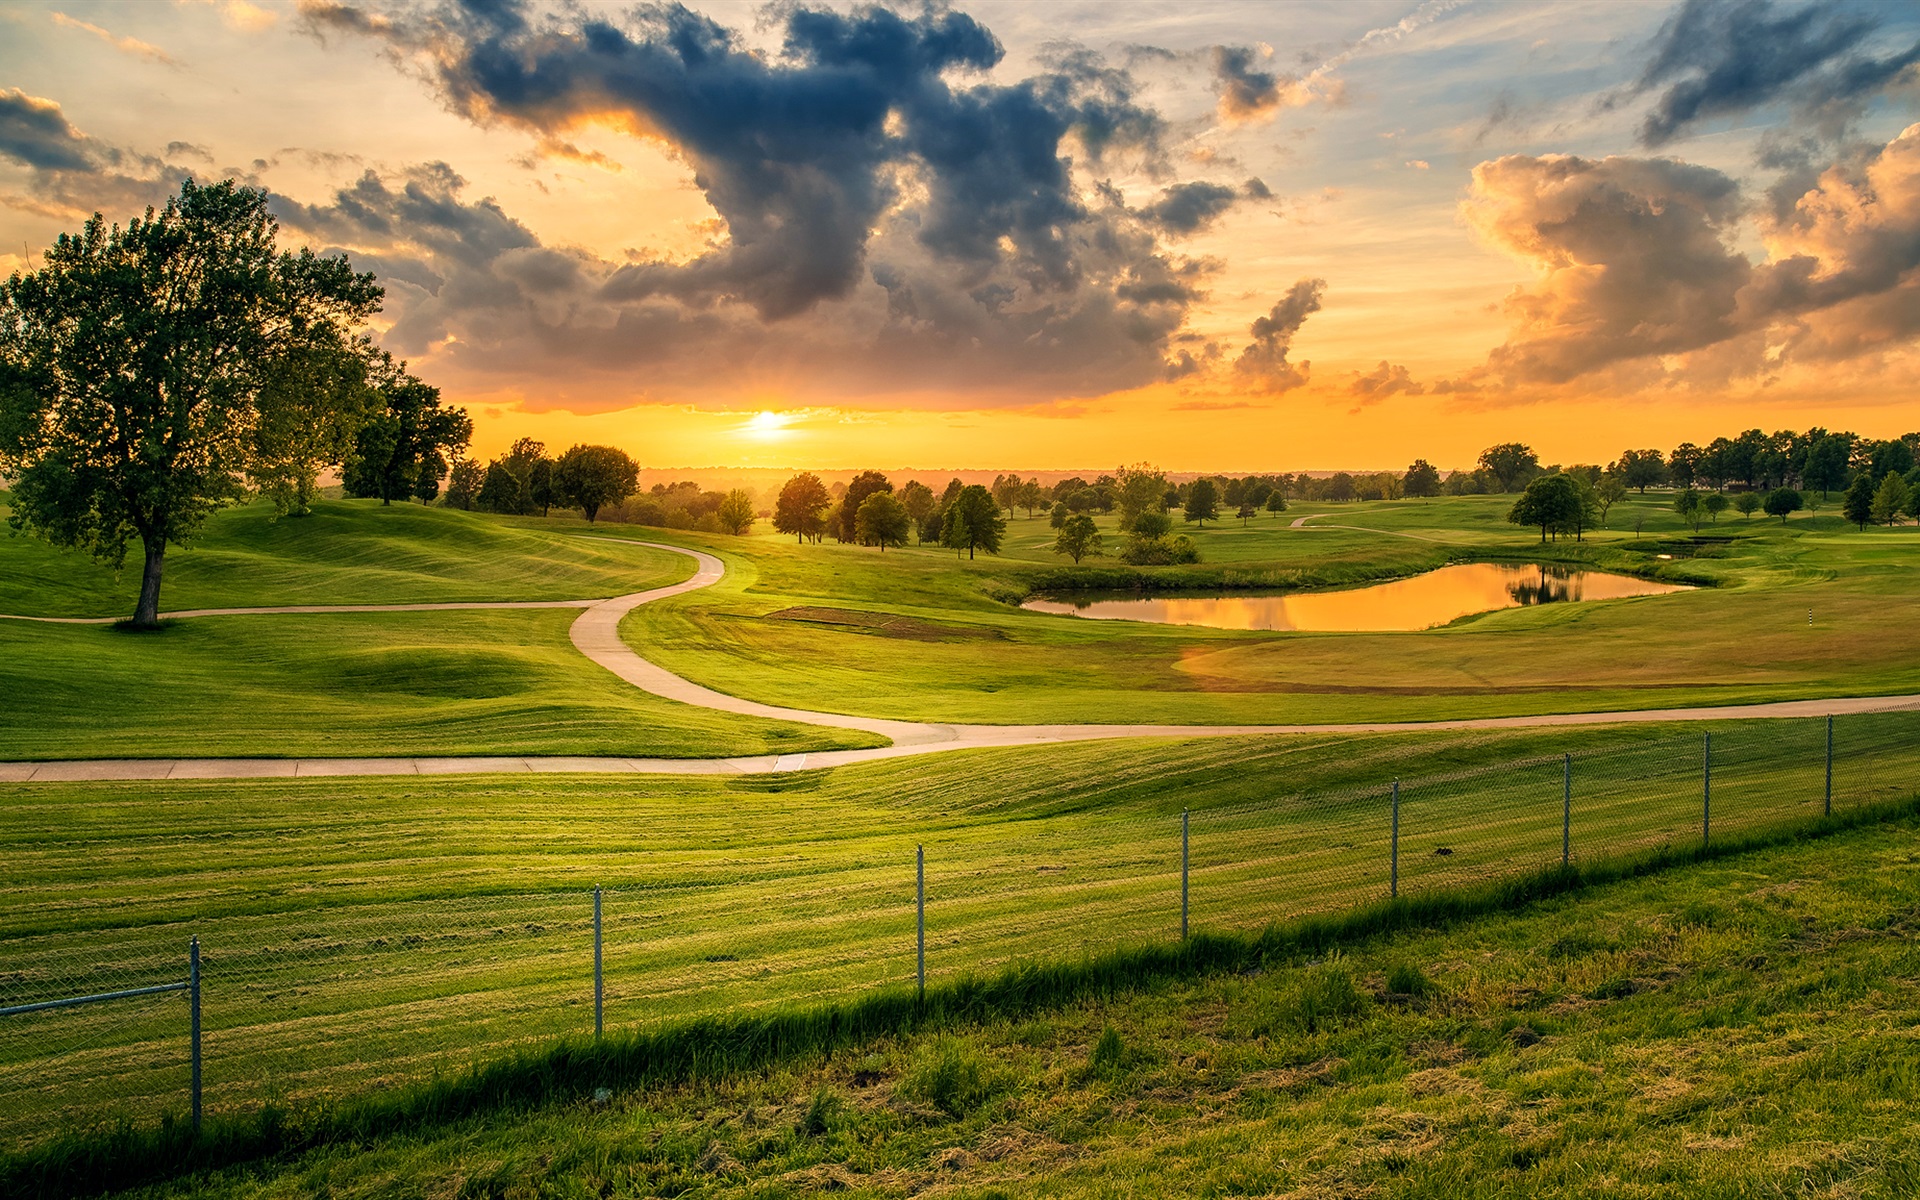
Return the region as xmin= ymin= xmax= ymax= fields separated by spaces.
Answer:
xmin=133 ymin=534 xmax=166 ymax=627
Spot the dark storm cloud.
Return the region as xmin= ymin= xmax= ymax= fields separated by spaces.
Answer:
xmin=1138 ymin=179 xmax=1269 ymax=235
xmin=276 ymin=0 xmax=1240 ymax=404
xmin=1235 ymin=277 xmax=1324 ymax=394
xmin=1632 ymin=0 xmax=1920 ymax=147
xmin=1210 ymin=45 xmax=1291 ymax=123
xmin=302 ymin=1 xmax=1172 ymax=319
xmin=0 ymin=88 xmax=102 ymax=172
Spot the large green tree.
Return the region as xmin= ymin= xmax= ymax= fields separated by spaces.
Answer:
xmin=941 ymin=484 xmax=1006 ymax=559
xmin=773 ymin=472 xmax=831 ymax=542
xmin=341 ymin=356 xmax=471 ymax=507
xmin=1053 ymin=513 xmax=1103 ymax=563
xmin=1402 ymin=459 xmax=1442 ymax=498
xmin=716 ymin=489 xmax=755 ymax=535
xmin=0 ymin=180 xmax=382 ymax=626
xmin=1507 ymin=473 xmax=1581 ymax=541
xmin=840 ymin=470 xmax=892 ymax=542
xmin=1802 ymin=435 xmax=1851 ymax=497
xmin=1478 ymin=442 xmax=1539 ymax=492
xmin=552 ymin=443 xmax=639 ymax=523
xmin=854 ymin=491 xmax=911 ymax=550
xmin=1183 ymin=478 xmax=1221 ymax=526
xmin=252 ymin=331 xmax=377 ymax=517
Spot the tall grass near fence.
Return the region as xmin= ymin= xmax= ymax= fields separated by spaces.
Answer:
xmin=0 ymin=711 xmax=1915 ymax=1161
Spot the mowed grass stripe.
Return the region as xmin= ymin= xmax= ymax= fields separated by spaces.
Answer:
xmin=4 ymin=716 xmax=1916 ymax=1147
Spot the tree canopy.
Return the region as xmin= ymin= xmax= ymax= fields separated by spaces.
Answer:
xmin=840 ymin=470 xmax=892 ymax=543
xmin=341 ymin=354 xmax=472 ymax=507
xmin=854 ymin=491 xmax=911 ymax=550
xmin=1053 ymin=513 xmax=1102 ymax=563
xmin=716 ymin=489 xmax=755 ymax=535
xmin=552 ymin=444 xmax=639 ymax=523
xmin=0 ymin=179 xmax=384 ymax=625
xmin=1478 ymin=443 xmax=1539 ymax=492
xmin=941 ymin=484 xmax=1005 ymax=559
xmin=773 ymin=472 xmax=831 ymax=542
xmin=1183 ymin=478 xmax=1220 ymax=526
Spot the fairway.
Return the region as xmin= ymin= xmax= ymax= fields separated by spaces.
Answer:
xmin=4 ymin=710 xmax=1915 ymax=1148
xmin=627 ymin=494 xmax=1920 ymax=725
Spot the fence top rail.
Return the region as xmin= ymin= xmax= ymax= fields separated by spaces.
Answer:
xmin=0 ymin=980 xmax=188 ymax=1018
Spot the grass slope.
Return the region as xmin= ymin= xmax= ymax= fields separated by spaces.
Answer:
xmin=0 ymin=609 xmax=880 ymax=760
xmin=625 ymin=494 xmax=1920 ymax=724
xmin=0 ymin=497 xmax=881 ymax=759
xmin=48 ymin=804 xmax=1920 ymax=1198
xmin=3 ymin=713 xmax=1912 ymax=1152
xmin=0 ymin=497 xmax=683 ymax=617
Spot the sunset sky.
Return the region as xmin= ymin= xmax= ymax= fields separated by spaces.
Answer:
xmin=2 ymin=0 xmax=1918 ymax=470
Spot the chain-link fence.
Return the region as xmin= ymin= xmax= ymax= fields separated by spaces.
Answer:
xmin=2 ymin=710 xmax=1916 ymax=1149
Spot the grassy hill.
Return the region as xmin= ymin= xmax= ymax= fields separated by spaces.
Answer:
xmin=0 ymin=498 xmax=882 ymax=760
xmin=16 ymin=798 xmax=1920 ymax=1198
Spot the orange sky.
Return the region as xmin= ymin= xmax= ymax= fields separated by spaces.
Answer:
xmin=2 ymin=1 xmax=1917 ymax=470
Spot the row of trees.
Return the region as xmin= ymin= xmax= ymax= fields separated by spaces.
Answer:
xmin=1461 ymin=431 xmax=1919 ymax=500
xmin=442 ymin=438 xmax=641 ymax=523
xmin=773 ymin=472 xmax=1007 ymax=558
xmin=0 ymin=180 xmax=472 ymax=625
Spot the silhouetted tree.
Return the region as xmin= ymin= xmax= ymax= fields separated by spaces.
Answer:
xmin=1478 ymin=443 xmax=1539 ymax=492
xmin=1184 ymin=478 xmax=1221 ymax=526
xmin=774 ymin=472 xmax=831 ymax=542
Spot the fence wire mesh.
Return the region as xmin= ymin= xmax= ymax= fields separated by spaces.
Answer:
xmin=1 ymin=709 xmax=1915 ymax=1149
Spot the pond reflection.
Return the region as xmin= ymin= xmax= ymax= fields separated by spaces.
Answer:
xmin=1020 ymin=563 xmax=1689 ymax=633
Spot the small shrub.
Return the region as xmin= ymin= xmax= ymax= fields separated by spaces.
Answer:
xmin=899 ymin=1037 xmax=997 ymax=1118
xmin=1386 ymin=962 xmax=1435 ymax=998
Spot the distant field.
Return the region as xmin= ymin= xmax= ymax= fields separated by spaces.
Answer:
xmin=3 ymin=710 xmax=1914 ymax=1149
xmin=625 ymin=494 xmax=1920 ymax=724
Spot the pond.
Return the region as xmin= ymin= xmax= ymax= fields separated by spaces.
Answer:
xmin=1020 ymin=563 xmax=1690 ymax=633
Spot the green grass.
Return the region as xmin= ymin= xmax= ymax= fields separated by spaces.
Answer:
xmin=2 ymin=711 xmax=1913 ymax=1157
xmin=0 ymin=609 xmax=880 ymax=760
xmin=15 ymin=789 xmax=1920 ymax=1197
xmin=0 ymin=496 xmax=684 ymax=616
xmin=0 ymin=496 xmax=881 ymax=760
xmin=626 ymin=494 xmax=1920 ymax=724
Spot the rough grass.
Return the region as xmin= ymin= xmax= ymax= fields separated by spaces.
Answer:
xmin=624 ymin=494 xmax=1920 ymax=724
xmin=11 ymin=797 xmax=1920 ymax=1198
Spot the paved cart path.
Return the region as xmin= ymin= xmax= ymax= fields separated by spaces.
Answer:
xmin=6 ymin=537 xmax=1919 ymax=782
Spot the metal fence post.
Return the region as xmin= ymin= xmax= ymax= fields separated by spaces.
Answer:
xmin=1703 ymin=732 xmax=1712 ymax=848
xmin=1825 ymin=714 xmax=1834 ymax=816
xmin=1562 ymin=752 xmax=1572 ymax=867
xmin=189 ymin=935 xmax=201 ymax=1134
xmin=915 ymin=845 xmax=925 ymax=1004
xmin=1390 ymin=780 xmax=1400 ymax=899
xmin=593 ymin=886 xmax=603 ymax=1040
xmin=1180 ymin=809 xmax=1190 ymax=940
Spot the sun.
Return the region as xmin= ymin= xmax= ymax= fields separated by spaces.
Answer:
xmin=741 ymin=409 xmax=795 ymax=441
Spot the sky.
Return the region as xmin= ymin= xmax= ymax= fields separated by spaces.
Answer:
xmin=2 ymin=0 xmax=1918 ymax=470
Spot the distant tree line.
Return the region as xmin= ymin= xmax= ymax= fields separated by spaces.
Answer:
xmin=441 ymin=438 xmax=643 ymax=524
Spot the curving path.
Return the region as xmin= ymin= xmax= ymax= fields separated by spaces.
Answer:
xmin=4 ymin=536 xmax=1918 ymax=783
